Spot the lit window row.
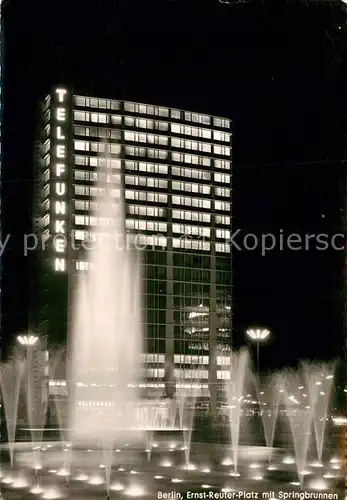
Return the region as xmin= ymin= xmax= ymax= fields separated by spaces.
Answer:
xmin=216 ymin=243 xmax=230 ymax=253
xmin=171 ymin=124 xmax=212 ymax=139
xmin=125 ymin=190 xmax=168 ymax=204
xmin=74 ymin=125 xmax=121 ymax=140
xmin=216 ymin=229 xmax=231 ymax=239
xmin=75 ymin=156 xmax=121 ymax=169
xmin=172 ymin=152 xmax=211 ymax=167
xmin=124 ymin=116 xmax=169 ymax=131
xmin=215 ymin=187 xmax=231 ymax=197
xmin=174 ymin=355 xmax=209 ymax=364
xmin=215 ymin=173 xmax=231 ymax=184
xmin=48 ymin=379 xmax=66 ymax=387
xmin=172 ymin=238 xmax=210 ymax=251
xmin=125 ymin=175 xmax=168 ymax=189
xmin=217 ymin=371 xmax=231 ymax=380
xmin=44 ymin=124 xmax=50 ymax=138
xmin=184 ymin=112 xmax=210 ymax=125
xmin=213 ymin=117 xmax=230 ymax=128
xmin=125 ymin=161 xmax=168 ymax=175
xmin=124 ymin=131 xmax=168 ymax=146
xmin=134 ymin=234 xmax=167 ymax=248
xmin=172 ymin=166 xmax=211 ymax=181
xmin=74 ymin=140 xmax=121 ymax=154
xmin=171 ymin=137 xmax=212 ymax=153
xmin=124 ymin=102 xmax=169 ymax=117
xmin=215 ymin=200 xmax=231 ymax=211
xmin=146 ymin=369 xmax=165 ymax=378
xmin=74 ymin=185 xmax=120 ymax=198
xmin=215 ymin=159 xmax=231 ymax=170
xmin=172 ymin=224 xmax=210 ymax=238
xmin=172 ymin=180 xmax=210 ymax=195
xmin=74 ymin=170 xmax=121 ymax=183
xmin=74 ymin=95 xmax=121 ymax=110
xmin=172 ymin=209 xmax=210 ymax=223
xmin=215 ymin=215 xmax=231 ymax=225
xmin=126 ymin=219 xmax=167 ymax=232
xmin=125 ymin=146 xmax=168 ymax=160
xmin=74 ymin=111 xmax=108 ymax=123
xmin=75 ymin=200 xmax=98 ymax=211
xmin=172 ymin=195 xmax=210 ymax=209
xmin=173 ymin=355 xmax=231 ymax=365
xmin=128 ymin=205 xmax=166 ymax=218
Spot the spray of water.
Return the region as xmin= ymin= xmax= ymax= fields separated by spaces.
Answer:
xmin=69 ymin=146 xmax=144 ymax=495
xmin=302 ymin=361 xmax=335 ymax=463
xmin=0 ymin=359 xmax=24 ymax=466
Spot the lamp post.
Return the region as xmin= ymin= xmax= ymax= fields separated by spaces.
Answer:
xmin=245 ymin=327 xmax=270 ymax=377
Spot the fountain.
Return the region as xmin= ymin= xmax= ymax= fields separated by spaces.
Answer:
xmin=0 ymin=359 xmax=24 ymax=466
xmin=283 ymin=370 xmax=312 ymax=487
xmin=257 ymin=372 xmax=283 ymax=463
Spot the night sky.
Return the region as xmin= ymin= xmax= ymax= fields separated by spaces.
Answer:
xmin=1 ymin=0 xmax=347 ymax=369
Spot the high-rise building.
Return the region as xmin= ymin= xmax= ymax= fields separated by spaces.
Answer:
xmin=33 ymin=86 xmax=232 ymax=411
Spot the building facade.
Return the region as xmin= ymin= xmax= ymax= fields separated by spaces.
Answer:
xmin=34 ymin=86 xmax=232 ymax=411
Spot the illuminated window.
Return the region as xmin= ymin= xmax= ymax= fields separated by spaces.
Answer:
xmin=43 ymin=139 xmax=50 ymax=154
xmin=172 ymin=224 xmax=210 ymax=238
xmin=43 ymin=184 xmax=50 ymax=198
xmin=125 ymin=146 xmax=146 ymax=157
xmin=147 ymin=148 xmax=167 ymax=160
xmin=171 ymin=109 xmax=180 ymax=119
xmin=74 ymin=111 xmax=86 ymax=121
xmin=74 ymin=140 xmax=89 ymax=151
xmin=124 ymin=102 xmax=135 ymax=112
xmin=214 ymin=145 xmax=230 ymax=156
xmin=43 ymin=214 xmax=50 ymax=227
xmin=172 ymin=238 xmax=210 ymax=251
xmin=215 ymin=159 xmax=230 ymax=170
xmin=128 ymin=205 xmax=166 ymax=217
xmin=172 ymin=196 xmax=210 ymax=209
xmin=172 ymin=210 xmax=210 ymax=223
xmin=90 ymin=113 xmax=107 ymax=123
xmin=216 ymin=242 xmax=231 ymax=253
xmin=125 ymin=219 xmax=167 ymax=232
xmin=172 ymin=181 xmax=210 ymax=195
xmin=125 ymin=190 xmax=168 ymax=203
xmin=43 ymin=169 xmax=50 ymax=183
xmin=74 ymin=96 xmax=85 ymax=106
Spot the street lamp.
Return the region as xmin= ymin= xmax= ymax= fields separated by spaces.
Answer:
xmin=245 ymin=327 xmax=270 ymax=376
